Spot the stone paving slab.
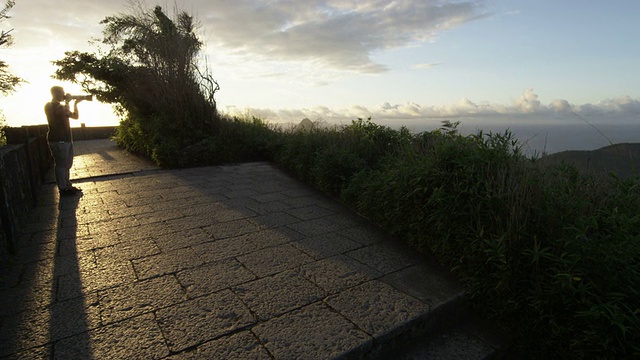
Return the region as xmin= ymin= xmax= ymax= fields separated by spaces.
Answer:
xmin=0 ymin=139 xmax=471 ymax=359
xmin=70 ymin=139 xmax=159 ymax=180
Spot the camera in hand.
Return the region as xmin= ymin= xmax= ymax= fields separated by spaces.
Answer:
xmin=65 ymin=93 xmax=93 ymax=102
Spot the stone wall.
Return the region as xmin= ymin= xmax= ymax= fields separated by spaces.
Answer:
xmin=0 ymin=135 xmax=51 ymax=270
xmin=4 ymin=124 xmax=117 ymax=143
xmin=0 ymin=124 xmax=116 ymax=272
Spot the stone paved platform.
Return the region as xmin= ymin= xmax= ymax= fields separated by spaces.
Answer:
xmin=0 ymin=140 xmax=497 ymax=359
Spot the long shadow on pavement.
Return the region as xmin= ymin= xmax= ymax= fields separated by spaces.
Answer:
xmin=49 ymin=193 xmax=96 ymax=358
xmin=1 ymin=160 xmax=472 ymax=359
xmin=0 ymin=188 xmax=95 ymax=357
xmin=96 ymin=163 xmax=465 ymax=358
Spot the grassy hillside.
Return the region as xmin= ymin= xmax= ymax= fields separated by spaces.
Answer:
xmin=542 ymin=143 xmax=640 ymax=179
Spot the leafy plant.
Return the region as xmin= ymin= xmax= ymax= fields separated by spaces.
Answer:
xmin=0 ymin=0 xmax=22 ymax=96
xmin=52 ymin=4 xmax=219 ymax=165
xmin=269 ymin=119 xmax=640 ymax=358
xmin=344 ymin=125 xmax=640 ymax=358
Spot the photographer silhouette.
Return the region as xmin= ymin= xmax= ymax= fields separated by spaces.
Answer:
xmin=44 ymin=86 xmax=85 ymax=197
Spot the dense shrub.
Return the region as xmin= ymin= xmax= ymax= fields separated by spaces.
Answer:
xmin=345 ymin=133 xmax=639 ymax=358
xmin=267 ymin=119 xmax=640 ymax=359
xmin=172 ymin=116 xmax=281 ymax=167
xmin=275 ymin=118 xmax=412 ymax=195
xmin=0 ymin=116 xmax=6 ymax=146
xmin=53 ymin=5 xmax=220 ymax=165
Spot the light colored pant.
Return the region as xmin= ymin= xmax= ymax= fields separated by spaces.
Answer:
xmin=49 ymin=141 xmax=74 ymax=191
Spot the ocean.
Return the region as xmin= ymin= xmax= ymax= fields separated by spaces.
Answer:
xmin=375 ymin=117 xmax=640 ymax=156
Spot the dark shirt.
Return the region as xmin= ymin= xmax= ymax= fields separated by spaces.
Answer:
xmin=44 ymin=101 xmax=72 ymax=142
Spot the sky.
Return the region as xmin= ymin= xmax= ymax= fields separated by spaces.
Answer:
xmin=0 ymin=0 xmax=639 ymax=153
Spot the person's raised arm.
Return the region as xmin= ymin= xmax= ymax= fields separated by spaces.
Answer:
xmin=69 ymin=99 xmax=81 ymax=120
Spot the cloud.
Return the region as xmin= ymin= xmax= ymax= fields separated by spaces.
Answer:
xmin=196 ymin=0 xmax=487 ymax=73
xmin=6 ymin=0 xmax=486 ymax=83
xmin=224 ymin=89 xmax=640 ymax=126
xmin=411 ymin=62 xmax=442 ymax=70
xmin=573 ymin=96 xmax=640 ymax=121
xmin=514 ymin=88 xmax=544 ymax=114
xmin=549 ymin=99 xmax=572 ymax=113
xmin=9 ymin=2 xmax=113 ymax=50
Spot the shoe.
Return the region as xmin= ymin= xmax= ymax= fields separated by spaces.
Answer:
xmin=60 ymin=187 xmax=82 ymax=196
xmin=60 ymin=189 xmax=77 ymax=197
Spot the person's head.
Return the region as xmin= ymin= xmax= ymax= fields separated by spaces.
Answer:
xmin=50 ymin=86 xmax=65 ymax=102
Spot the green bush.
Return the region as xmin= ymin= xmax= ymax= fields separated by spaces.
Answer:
xmin=267 ymin=120 xmax=639 ymax=359
xmin=342 ymin=129 xmax=639 ymax=359
xmin=275 ymin=118 xmax=412 ymax=195
xmin=53 ymin=5 xmax=220 ymax=166
xmin=275 ymin=126 xmax=334 ymax=183
xmin=165 ymin=115 xmax=281 ymax=168
xmin=0 ymin=116 xmax=6 ymax=146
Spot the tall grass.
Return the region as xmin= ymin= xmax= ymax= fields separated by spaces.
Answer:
xmin=341 ymin=127 xmax=639 ymax=358
xmin=275 ymin=118 xmax=411 ymax=194
xmin=113 ymin=113 xmax=278 ymax=167
xmin=271 ymin=118 xmax=639 ymax=358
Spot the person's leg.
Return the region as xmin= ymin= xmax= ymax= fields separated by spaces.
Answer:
xmin=49 ymin=142 xmax=66 ymax=191
xmin=50 ymin=142 xmax=77 ymax=193
xmin=63 ymin=143 xmax=82 ymax=192
xmin=62 ymin=142 xmax=74 ymax=189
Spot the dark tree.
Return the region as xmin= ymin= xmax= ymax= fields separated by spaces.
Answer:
xmin=52 ymin=4 xmax=220 ymax=164
xmin=0 ymin=0 xmax=23 ymax=96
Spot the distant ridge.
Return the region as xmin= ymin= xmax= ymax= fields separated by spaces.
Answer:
xmin=541 ymin=143 xmax=640 ymax=179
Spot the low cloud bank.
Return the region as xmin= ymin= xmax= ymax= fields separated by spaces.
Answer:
xmin=225 ymin=88 xmax=640 ymax=126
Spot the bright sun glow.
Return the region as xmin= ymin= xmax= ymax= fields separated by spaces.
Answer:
xmin=0 ymin=80 xmax=120 ymax=128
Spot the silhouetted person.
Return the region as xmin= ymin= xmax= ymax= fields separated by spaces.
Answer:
xmin=44 ymin=86 xmax=83 ymax=196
